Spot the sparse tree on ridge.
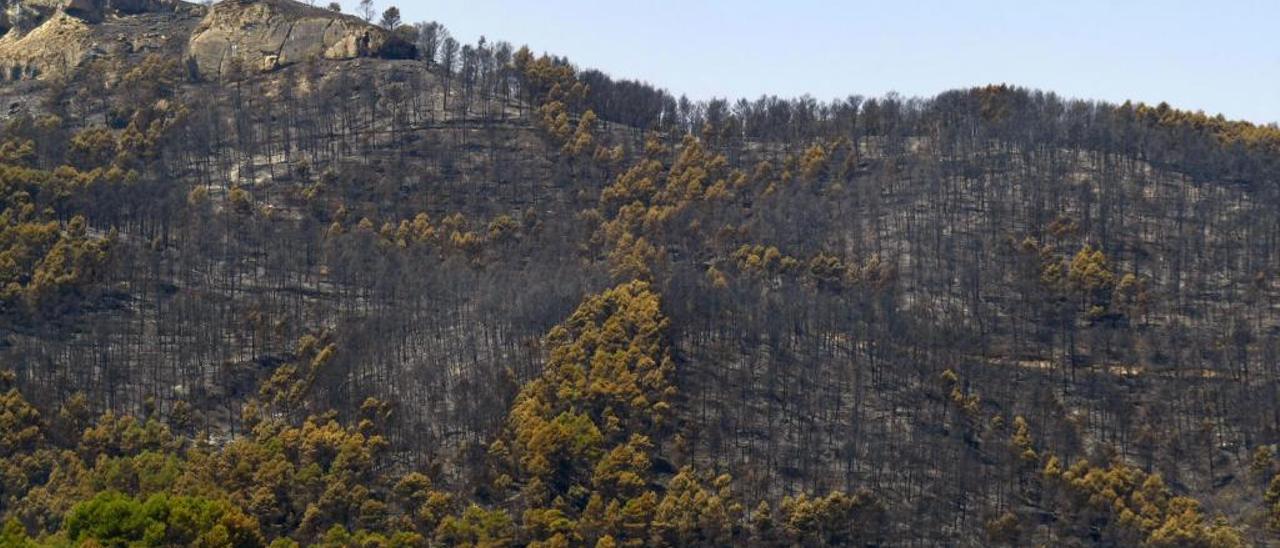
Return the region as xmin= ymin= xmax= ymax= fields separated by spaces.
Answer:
xmin=415 ymin=21 xmax=444 ymax=66
xmin=379 ymin=6 xmax=402 ymax=30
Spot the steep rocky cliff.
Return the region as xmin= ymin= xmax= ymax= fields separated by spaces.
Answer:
xmin=0 ymin=0 xmax=413 ymax=82
xmin=1 ymin=0 xmax=178 ymax=32
xmin=187 ymin=0 xmax=414 ymax=80
xmin=0 ymin=0 xmax=191 ymax=80
xmin=0 ymin=11 xmax=90 ymax=81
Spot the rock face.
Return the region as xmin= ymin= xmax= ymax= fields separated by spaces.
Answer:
xmin=1 ymin=0 xmax=174 ymax=31
xmin=0 ymin=0 xmax=183 ymax=81
xmin=0 ymin=0 xmax=414 ymax=83
xmin=0 ymin=11 xmax=93 ymax=81
xmin=188 ymin=0 xmax=415 ymax=81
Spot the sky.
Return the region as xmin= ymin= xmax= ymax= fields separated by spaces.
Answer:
xmin=337 ymin=0 xmax=1280 ymax=124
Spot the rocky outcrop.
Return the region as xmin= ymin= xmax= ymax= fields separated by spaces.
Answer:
xmin=188 ymin=0 xmax=415 ymax=81
xmin=0 ymin=0 xmax=185 ymax=81
xmin=1 ymin=0 xmax=175 ymax=31
xmin=0 ymin=11 xmax=93 ymax=81
xmin=0 ymin=0 xmax=413 ymax=83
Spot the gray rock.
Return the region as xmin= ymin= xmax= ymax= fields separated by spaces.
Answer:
xmin=187 ymin=0 xmax=414 ymax=81
xmin=0 ymin=0 xmax=188 ymax=81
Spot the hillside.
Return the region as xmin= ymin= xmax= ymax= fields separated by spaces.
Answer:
xmin=0 ymin=0 xmax=1279 ymax=545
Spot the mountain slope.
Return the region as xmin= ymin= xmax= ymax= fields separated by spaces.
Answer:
xmin=0 ymin=0 xmax=1277 ymax=545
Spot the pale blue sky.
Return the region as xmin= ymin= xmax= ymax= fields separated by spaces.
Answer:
xmin=338 ymin=0 xmax=1280 ymax=124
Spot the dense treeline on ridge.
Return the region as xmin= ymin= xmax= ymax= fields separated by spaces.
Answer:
xmin=0 ymin=0 xmax=1278 ymax=545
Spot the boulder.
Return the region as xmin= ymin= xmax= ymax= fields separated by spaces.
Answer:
xmin=187 ymin=0 xmax=414 ymax=81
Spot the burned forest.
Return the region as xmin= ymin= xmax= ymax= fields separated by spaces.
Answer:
xmin=0 ymin=0 xmax=1277 ymax=545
